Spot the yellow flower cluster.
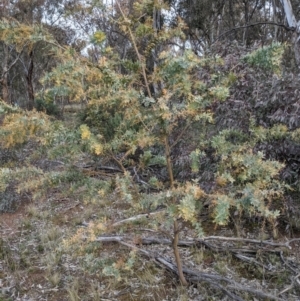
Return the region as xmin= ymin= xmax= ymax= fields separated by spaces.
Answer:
xmin=80 ymin=124 xmax=91 ymax=140
xmin=92 ymin=143 xmax=103 ymax=155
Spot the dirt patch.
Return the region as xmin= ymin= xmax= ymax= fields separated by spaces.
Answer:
xmin=0 ymin=199 xmax=30 ymax=238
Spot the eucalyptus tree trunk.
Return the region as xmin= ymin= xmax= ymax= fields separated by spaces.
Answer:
xmin=1 ymin=44 xmax=10 ymax=104
xmin=272 ymin=0 xmax=279 ymax=42
xmin=280 ymin=0 xmax=300 ymax=66
xmin=0 ymin=0 xmax=10 ymax=103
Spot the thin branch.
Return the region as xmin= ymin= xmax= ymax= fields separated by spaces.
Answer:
xmin=170 ymin=122 xmax=192 ymax=149
xmin=279 ymin=250 xmax=299 ymax=274
xmin=1 ymin=46 xmax=25 ymax=80
xmin=213 ymin=21 xmax=296 ymax=44
xmin=115 ymin=0 xmax=152 ymax=98
xmin=108 ymin=149 xmax=126 ymax=173
xmin=279 ymin=273 xmax=300 ymax=295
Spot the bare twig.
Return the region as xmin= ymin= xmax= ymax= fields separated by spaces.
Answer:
xmin=115 ymin=0 xmax=152 ymax=98
xmin=214 ymin=21 xmax=296 ymax=44
xmin=170 ymin=122 xmax=192 ymax=149
xmin=279 ymin=250 xmax=299 ymax=274
xmin=279 ymin=273 xmax=300 ymax=295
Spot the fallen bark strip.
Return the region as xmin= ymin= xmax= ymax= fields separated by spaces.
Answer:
xmin=140 ymin=236 xmax=287 ymax=254
xmin=202 ymin=236 xmax=291 ymax=249
xmin=95 ymin=235 xmax=285 ymax=301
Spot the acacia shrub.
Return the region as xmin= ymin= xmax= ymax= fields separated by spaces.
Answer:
xmin=209 ymin=41 xmax=300 ymax=224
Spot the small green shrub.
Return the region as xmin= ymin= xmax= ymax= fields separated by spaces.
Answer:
xmin=35 ymin=98 xmax=60 ymax=117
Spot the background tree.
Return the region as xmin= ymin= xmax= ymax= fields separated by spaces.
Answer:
xmin=0 ymin=0 xmax=70 ymax=109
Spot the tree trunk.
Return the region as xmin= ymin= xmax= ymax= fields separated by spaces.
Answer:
xmin=1 ymin=44 xmax=10 ymax=104
xmin=1 ymin=0 xmax=11 ymax=104
xmin=272 ymin=0 xmax=278 ymax=42
xmin=26 ymin=50 xmax=35 ymax=110
xmin=243 ymin=0 xmax=249 ymax=45
xmin=279 ymin=0 xmax=300 ymax=66
xmin=229 ymin=0 xmax=236 ymax=40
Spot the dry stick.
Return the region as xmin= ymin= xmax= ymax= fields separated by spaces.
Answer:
xmin=234 ymin=253 xmax=272 ymax=271
xmin=95 ymin=236 xmax=283 ymax=301
xmin=88 ymin=218 xmax=292 ymax=251
xmin=279 ymin=250 xmax=300 ymax=295
xmin=108 ymin=235 xmax=290 ymax=277
xmin=137 ymin=237 xmax=281 ymax=271
xmin=170 ymin=122 xmax=192 ymax=149
xmin=185 ymin=267 xmax=284 ymax=301
xmin=156 ymin=258 xmax=245 ymax=301
xmin=226 ymin=284 xmax=284 ymax=301
xmin=279 ymin=273 xmax=300 ymax=295
xmin=94 ymin=166 xmax=123 ymax=173
xmin=139 ymin=236 xmax=283 ymax=267
xmin=173 ymin=219 xmax=188 ymax=286
xmin=133 ymin=166 xmax=156 ymax=188
xmin=108 ymin=149 xmax=126 ymax=173
xmin=202 ymin=236 xmax=292 ymax=249
xmin=115 ymin=0 xmax=152 ymax=98
xmin=279 ymin=250 xmax=299 ymax=274
xmin=287 ymin=237 xmax=300 ymax=245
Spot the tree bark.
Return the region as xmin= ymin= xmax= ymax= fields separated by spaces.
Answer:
xmin=26 ymin=50 xmax=35 ymax=110
xmin=279 ymin=0 xmax=300 ymax=66
xmin=0 ymin=0 xmax=10 ymax=103
xmin=1 ymin=44 xmax=10 ymax=104
xmin=279 ymin=0 xmax=298 ymax=28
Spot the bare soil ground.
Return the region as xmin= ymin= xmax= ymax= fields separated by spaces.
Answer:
xmin=1 ymin=193 xmax=300 ymax=301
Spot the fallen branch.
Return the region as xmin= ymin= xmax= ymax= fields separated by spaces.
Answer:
xmin=279 ymin=273 xmax=300 ymax=295
xmin=234 ymin=253 xmax=272 ymax=271
xmin=76 ymin=164 xmax=124 ymax=173
xmin=136 ymin=236 xmax=288 ymax=254
xmin=279 ymin=250 xmax=299 ymax=274
xmin=202 ymin=236 xmax=292 ymax=249
xmin=94 ymin=235 xmax=285 ymax=301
